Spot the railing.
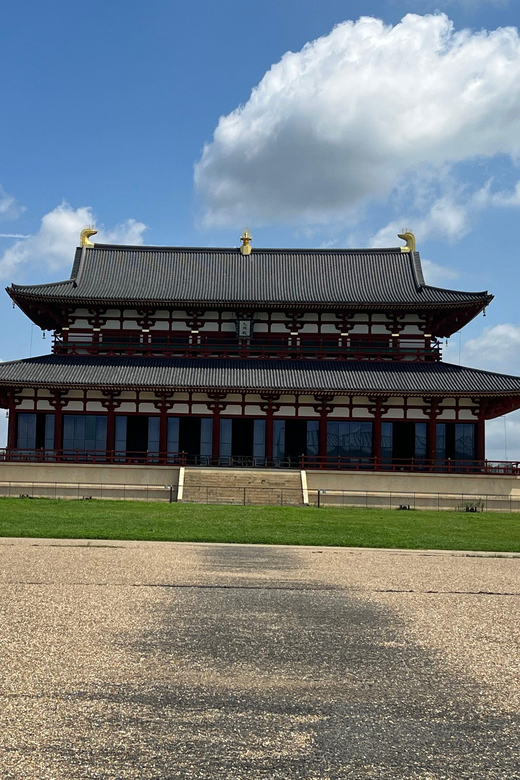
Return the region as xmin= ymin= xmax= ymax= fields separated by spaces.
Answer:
xmin=1 ymin=481 xmax=520 ymax=511
xmin=300 ymin=455 xmax=520 ymax=475
xmin=1 ymin=448 xmax=519 ymax=475
xmin=0 ymin=449 xmax=312 ymax=469
xmin=53 ymin=338 xmax=441 ymax=362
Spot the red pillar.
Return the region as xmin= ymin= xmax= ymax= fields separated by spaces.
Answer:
xmin=7 ymin=392 xmax=16 ymax=450
xmin=52 ymin=392 xmax=64 ymax=458
xmin=477 ymin=415 xmax=486 ymax=462
xmin=319 ymin=409 xmax=328 ymax=459
xmin=265 ymin=407 xmax=274 ymax=461
xmin=424 ymin=397 xmax=442 ymax=465
xmin=212 ymin=409 xmax=220 ymax=461
xmin=106 ymin=403 xmax=115 ymax=463
xmin=373 ymin=411 xmax=382 ymax=469
xmin=208 ymin=394 xmax=227 ymax=463
xmin=159 ymin=404 xmax=168 ymax=463
xmin=314 ymin=396 xmax=333 ymax=462
xmin=428 ymin=417 xmax=436 ymax=461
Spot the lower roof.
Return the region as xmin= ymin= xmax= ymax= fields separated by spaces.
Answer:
xmin=0 ymin=355 xmax=519 ymax=397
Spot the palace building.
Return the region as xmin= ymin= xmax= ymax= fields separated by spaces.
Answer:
xmin=1 ymin=229 xmax=520 ymax=473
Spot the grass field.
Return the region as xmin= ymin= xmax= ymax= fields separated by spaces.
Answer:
xmin=0 ymin=497 xmax=519 ymax=551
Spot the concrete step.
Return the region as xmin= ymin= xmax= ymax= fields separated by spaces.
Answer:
xmin=183 ymin=468 xmax=301 ymax=487
xmin=181 ymin=468 xmax=303 ymax=505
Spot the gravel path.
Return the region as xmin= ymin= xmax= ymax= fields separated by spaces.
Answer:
xmin=1 ymin=538 xmax=519 ymax=779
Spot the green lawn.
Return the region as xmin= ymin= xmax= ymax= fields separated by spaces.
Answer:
xmin=0 ymin=497 xmax=519 ymax=551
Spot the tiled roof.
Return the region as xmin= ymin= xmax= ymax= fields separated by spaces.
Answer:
xmin=0 ymin=355 xmax=519 ymax=396
xmin=7 ymin=244 xmax=491 ymax=309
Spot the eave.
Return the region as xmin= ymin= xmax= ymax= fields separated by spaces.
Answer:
xmin=7 ymin=289 xmax=492 ymax=337
xmin=1 ymin=357 xmax=519 ymax=422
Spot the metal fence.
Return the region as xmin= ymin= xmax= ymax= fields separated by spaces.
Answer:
xmin=1 ymin=480 xmax=520 ymax=511
xmin=313 ymin=489 xmax=520 ymax=513
xmin=0 ymin=481 xmax=173 ymax=502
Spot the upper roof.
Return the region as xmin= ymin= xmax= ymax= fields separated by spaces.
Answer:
xmin=8 ymin=243 xmax=492 ymax=311
xmin=0 ymin=354 xmax=519 ymax=398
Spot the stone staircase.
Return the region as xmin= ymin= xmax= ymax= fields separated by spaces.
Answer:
xmin=180 ymin=467 xmax=305 ymax=506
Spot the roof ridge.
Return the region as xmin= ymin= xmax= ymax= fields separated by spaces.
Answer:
xmin=88 ymin=243 xmax=405 ymax=254
xmin=410 ymin=251 xmax=425 ymax=290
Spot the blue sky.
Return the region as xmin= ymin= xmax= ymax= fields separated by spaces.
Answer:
xmin=1 ymin=0 xmax=520 ymax=456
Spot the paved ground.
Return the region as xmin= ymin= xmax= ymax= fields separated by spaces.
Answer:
xmin=1 ymin=539 xmax=519 ymax=779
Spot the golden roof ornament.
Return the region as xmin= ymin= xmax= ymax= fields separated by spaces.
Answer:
xmin=80 ymin=227 xmax=97 ymax=247
xmin=398 ymin=230 xmax=416 ymax=253
xmin=240 ymin=229 xmax=252 ymax=255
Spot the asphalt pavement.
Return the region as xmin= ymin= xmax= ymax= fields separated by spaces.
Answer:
xmin=1 ymin=539 xmax=519 ymax=779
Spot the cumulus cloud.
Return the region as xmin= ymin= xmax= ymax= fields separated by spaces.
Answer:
xmin=486 ymin=411 xmax=520 ymax=462
xmin=420 ymin=259 xmax=459 ymax=286
xmin=0 ymin=185 xmax=25 ymax=221
xmin=411 ymin=0 xmax=510 ymax=6
xmin=369 ymin=176 xmax=520 ymax=254
xmin=461 ymin=324 xmax=520 ymax=375
xmin=0 ymin=203 xmax=147 ymax=279
xmin=195 ymin=13 xmax=520 ymax=227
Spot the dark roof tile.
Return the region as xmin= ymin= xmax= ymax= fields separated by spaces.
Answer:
xmin=8 ymin=244 xmax=491 ymax=308
xmin=0 ymin=355 xmax=519 ymax=396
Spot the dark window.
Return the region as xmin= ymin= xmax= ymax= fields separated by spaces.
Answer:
xmin=16 ymin=413 xmax=54 ymax=450
xmin=102 ymin=332 xmax=140 ymax=347
xmin=436 ymin=423 xmax=446 ymax=461
xmin=349 ymin=336 xmax=390 ymax=354
xmin=17 ymin=414 xmax=36 ymax=449
xmin=436 ymin=422 xmax=476 ymax=461
xmin=327 ymin=421 xmax=372 ymax=458
xmin=62 ymin=415 xmax=107 ymax=452
xmin=381 ymin=422 xmax=427 ymax=462
xmin=151 ymin=333 xmax=190 ymax=348
xmin=415 ymin=422 xmax=427 ymax=459
xmin=381 ymin=421 xmax=393 ymax=461
xmin=454 ymin=424 xmax=476 ymax=461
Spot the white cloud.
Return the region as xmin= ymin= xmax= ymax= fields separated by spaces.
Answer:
xmin=368 ymin=175 xmax=520 ymax=266
xmin=369 ymin=181 xmax=488 ymax=248
xmin=486 ymin=412 xmax=520 ymax=462
xmin=444 ymin=324 xmax=520 ymax=373
xmin=460 ymin=324 xmax=520 ymax=375
xmin=488 ymin=180 xmax=520 ymax=207
xmin=410 ymin=0 xmax=510 ymax=6
xmin=0 ymin=185 xmax=25 ymax=221
xmin=0 ymin=203 xmax=147 ymax=279
xmin=195 ymin=13 xmax=520 ymax=227
xmin=420 ymin=259 xmax=460 ymax=286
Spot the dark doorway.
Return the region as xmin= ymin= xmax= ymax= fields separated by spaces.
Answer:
xmin=126 ymin=416 xmax=148 ymax=458
xmin=232 ymin=418 xmax=254 ymax=457
xmin=285 ymin=420 xmax=307 ymax=459
xmin=179 ymin=417 xmax=201 ymax=457
xmin=392 ymin=422 xmax=415 ymax=462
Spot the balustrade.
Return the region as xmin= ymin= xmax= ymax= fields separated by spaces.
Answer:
xmin=2 ymin=448 xmax=517 ymax=475
xmin=53 ymin=336 xmax=441 ymax=362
